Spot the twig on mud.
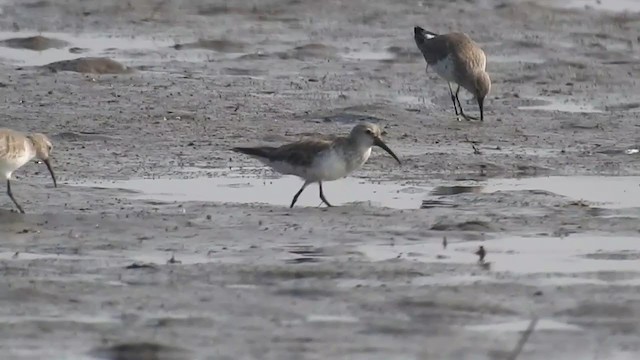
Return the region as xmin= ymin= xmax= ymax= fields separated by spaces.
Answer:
xmin=507 ymin=316 xmax=538 ymax=360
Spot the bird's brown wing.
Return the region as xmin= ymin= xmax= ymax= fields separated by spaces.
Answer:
xmin=415 ymin=32 xmax=476 ymax=65
xmin=269 ymin=139 xmax=334 ymax=167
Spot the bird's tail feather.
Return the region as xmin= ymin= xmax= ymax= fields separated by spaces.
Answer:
xmin=232 ymin=146 xmax=276 ymax=159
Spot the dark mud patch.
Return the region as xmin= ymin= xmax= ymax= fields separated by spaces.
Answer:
xmin=44 ymin=57 xmax=132 ymax=74
xmin=605 ymin=102 xmax=640 ymax=111
xmin=90 ymin=342 xmax=190 ymax=360
xmin=277 ymin=43 xmax=338 ymax=60
xmin=556 ymin=303 xmax=634 ymax=318
xmin=430 ymin=186 xmax=482 ymax=196
xmin=173 ymin=39 xmax=247 ymax=53
xmin=221 ymin=67 xmax=266 ymax=77
xmin=273 ymin=287 xmax=336 ymax=298
xmin=0 ymin=35 xmax=69 ymax=51
xmin=431 ymin=220 xmax=498 ymax=232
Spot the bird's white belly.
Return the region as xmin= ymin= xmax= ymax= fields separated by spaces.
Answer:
xmin=263 ymin=147 xmax=372 ymax=183
xmin=311 ymin=148 xmax=371 ymax=182
xmin=0 ymin=152 xmax=33 ymax=180
xmin=432 ymin=55 xmax=457 ymax=83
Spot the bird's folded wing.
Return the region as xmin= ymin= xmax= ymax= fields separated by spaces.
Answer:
xmin=270 ymin=139 xmax=333 ymax=167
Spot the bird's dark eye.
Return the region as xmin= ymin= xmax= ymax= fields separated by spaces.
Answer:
xmin=366 ymin=129 xmax=373 ymax=134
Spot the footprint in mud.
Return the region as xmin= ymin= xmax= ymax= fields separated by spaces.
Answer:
xmin=173 ymin=39 xmax=247 ymax=53
xmin=90 ymin=342 xmax=190 ymax=360
xmin=43 ymin=57 xmax=133 ymax=74
xmin=0 ymin=35 xmax=69 ymax=51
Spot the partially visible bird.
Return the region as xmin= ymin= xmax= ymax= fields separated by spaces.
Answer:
xmin=0 ymin=128 xmax=57 ymax=213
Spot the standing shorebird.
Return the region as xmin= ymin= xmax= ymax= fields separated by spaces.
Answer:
xmin=0 ymin=128 xmax=57 ymax=213
xmin=232 ymin=122 xmax=401 ymax=208
xmin=413 ymin=26 xmax=491 ymax=121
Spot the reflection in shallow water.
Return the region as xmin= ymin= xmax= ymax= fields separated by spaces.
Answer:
xmin=71 ymin=171 xmax=640 ymax=211
xmin=465 ymin=319 xmax=583 ymax=332
xmin=75 ymin=173 xmax=429 ymax=209
xmin=358 ymin=234 xmax=640 ymax=274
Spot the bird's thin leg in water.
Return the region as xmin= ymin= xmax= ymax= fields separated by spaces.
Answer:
xmin=455 ymin=86 xmax=479 ymax=121
xmin=290 ymin=181 xmax=310 ymax=208
xmin=318 ymin=181 xmax=333 ymax=207
xmin=448 ymin=82 xmax=460 ymax=119
xmin=7 ymin=180 xmax=25 ymax=214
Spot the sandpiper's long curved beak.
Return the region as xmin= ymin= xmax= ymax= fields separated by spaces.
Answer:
xmin=42 ymin=159 xmax=57 ymax=188
xmin=478 ymin=97 xmax=484 ymax=122
xmin=373 ymin=137 xmax=401 ymax=165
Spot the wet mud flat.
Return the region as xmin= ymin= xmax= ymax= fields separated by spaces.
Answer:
xmin=1 ymin=0 xmax=640 ymax=359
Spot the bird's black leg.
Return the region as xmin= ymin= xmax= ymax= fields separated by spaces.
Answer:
xmin=447 ymin=82 xmax=460 ymax=120
xmin=7 ymin=180 xmax=25 ymax=214
xmin=454 ymin=86 xmax=479 ymax=121
xmin=290 ymin=181 xmax=309 ymax=208
xmin=318 ymin=182 xmax=333 ymax=207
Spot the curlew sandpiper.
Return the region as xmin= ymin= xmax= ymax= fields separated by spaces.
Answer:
xmin=233 ymin=122 xmax=401 ymax=208
xmin=0 ymin=128 xmax=57 ymax=213
xmin=413 ymin=26 xmax=491 ymax=121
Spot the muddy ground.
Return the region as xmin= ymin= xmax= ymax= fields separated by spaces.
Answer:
xmin=1 ymin=0 xmax=640 ymax=359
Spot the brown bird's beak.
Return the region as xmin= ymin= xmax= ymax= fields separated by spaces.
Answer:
xmin=478 ymin=97 xmax=484 ymax=122
xmin=42 ymin=158 xmax=57 ymax=187
xmin=373 ymin=137 xmax=401 ymax=165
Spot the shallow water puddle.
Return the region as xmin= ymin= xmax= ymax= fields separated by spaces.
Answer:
xmin=519 ymin=96 xmax=603 ymax=113
xmin=0 ymin=314 xmax=117 ymax=325
xmin=306 ymin=314 xmax=359 ymax=323
xmin=73 ymin=173 xmax=640 ymax=209
xmin=0 ymin=31 xmax=245 ymax=67
xmin=465 ymin=319 xmax=583 ymax=332
xmin=359 ymin=234 xmax=640 ymax=274
xmin=77 ymin=174 xmax=430 ymax=209
xmin=339 ymin=49 xmax=396 ymax=61
xmin=0 ymin=251 xmax=86 ymax=261
xmin=545 ymin=0 xmax=640 ymax=12
xmin=484 ymin=176 xmax=640 ymax=209
xmin=0 ymin=31 xmax=176 ymax=66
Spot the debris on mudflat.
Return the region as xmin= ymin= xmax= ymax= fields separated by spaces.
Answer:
xmin=442 ymin=236 xmax=447 ymax=249
xmin=167 ymin=254 xmax=182 ymax=264
xmin=125 ymin=263 xmax=156 ymax=270
xmin=475 ymin=245 xmax=486 ymax=262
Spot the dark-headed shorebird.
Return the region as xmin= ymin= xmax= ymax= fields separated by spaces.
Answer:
xmin=0 ymin=128 xmax=57 ymax=213
xmin=233 ymin=123 xmax=401 ymax=208
xmin=413 ymin=26 xmax=491 ymax=121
